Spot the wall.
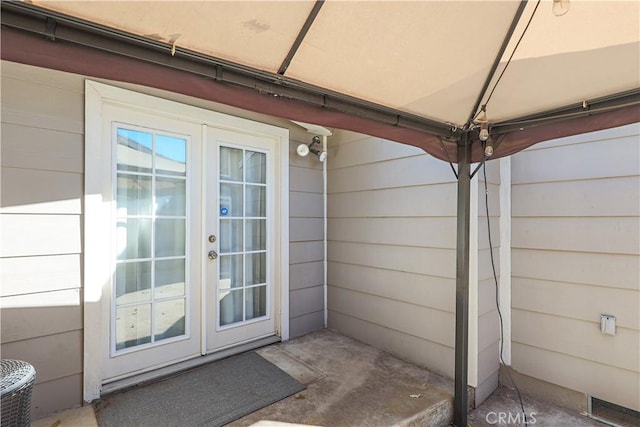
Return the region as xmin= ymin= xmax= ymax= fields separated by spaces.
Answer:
xmin=1 ymin=61 xmax=85 ymax=417
xmin=326 ymin=130 xmax=502 ymax=404
xmin=326 ymin=130 xmax=459 ymax=377
xmin=0 ymin=60 xmax=324 ymax=418
xmin=510 ymin=123 xmax=640 ymax=412
xmin=474 ymin=160 xmax=502 ymax=405
xmin=287 ymin=135 xmax=326 ymax=338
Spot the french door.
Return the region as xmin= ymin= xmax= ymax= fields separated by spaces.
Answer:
xmin=93 ymin=87 xmax=285 ymax=386
xmin=205 ymin=128 xmax=276 ymax=352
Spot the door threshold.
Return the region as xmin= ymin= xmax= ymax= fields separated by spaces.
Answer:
xmin=101 ymin=335 xmax=281 ymax=396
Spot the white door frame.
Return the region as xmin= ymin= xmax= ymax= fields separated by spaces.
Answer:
xmin=83 ymin=80 xmax=289 ymax=402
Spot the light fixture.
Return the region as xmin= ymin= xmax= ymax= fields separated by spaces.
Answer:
xmin=297 ymin=135 xmax=327 ymax=162
xmin=473 ymin=109 xmax=493 ymax=157
xmin=552 ymin=0 xmax=570 ymax=16
xmin=484 ymin=139 xmax=494 ymax=157
xmin=476 ymin=111 xmax=490 ymax=142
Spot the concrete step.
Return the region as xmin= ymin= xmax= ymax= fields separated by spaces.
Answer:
xmin=232 ymin=329 xmax=455 ymax=427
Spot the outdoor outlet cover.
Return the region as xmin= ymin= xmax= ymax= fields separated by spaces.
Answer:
xmin=600 ymin=314 xmax=616 ymax=336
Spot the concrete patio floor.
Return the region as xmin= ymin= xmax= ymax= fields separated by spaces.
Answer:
xmin=32 ymin=329 xmax=605 ymax=427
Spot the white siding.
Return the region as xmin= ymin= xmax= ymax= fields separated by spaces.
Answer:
xmin=510 ymin=123 xmax=640 ymax=412
xmin=326 ymin=131 xmax=460 ymax=377
xmin=475 ymin=161 xmax=502 ymax=405
xmin=288 ymin=136 xmax=326 ymax=338
xmin=1 ymin=62 xmax=84 ymax=418
xmin=0 ymin=60 xmax=324 ymax=418
xmin=325 ymin=130 xmax=506 ymax=406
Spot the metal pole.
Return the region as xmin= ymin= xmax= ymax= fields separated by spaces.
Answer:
xmin=453 ymin=133 xmax=472 ymax=427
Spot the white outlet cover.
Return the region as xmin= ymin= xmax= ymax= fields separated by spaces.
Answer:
xmin=600 ymin=314 xmax=616 ymax=336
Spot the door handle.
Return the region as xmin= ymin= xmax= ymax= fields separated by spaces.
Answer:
xmin=208 ymin=250 xmax=218 ymax=260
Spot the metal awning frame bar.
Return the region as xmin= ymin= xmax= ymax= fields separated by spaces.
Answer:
xmin=277 ymin=0 xmax=325 ymax=75
xmin=465 ymin=0 xmax=529 ymax=126
xmin=0 ymin=1 xmax=455 ymax=139
xmin=4 ymin=2 xmax=637 ymax=143
xmin=492 ymin=89 xmax=640 ymax=134
xmin=3 ymin=5 xmax=638 ymax=427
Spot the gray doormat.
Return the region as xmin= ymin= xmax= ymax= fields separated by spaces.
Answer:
xmin=94 ymin=351 xmax=305 ymax=427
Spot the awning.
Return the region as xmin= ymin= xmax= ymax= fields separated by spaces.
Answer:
xmin=2 ymin=1 xmax=639 ymax=161
xmin=2 ymin=2 xmax=638 ymax=426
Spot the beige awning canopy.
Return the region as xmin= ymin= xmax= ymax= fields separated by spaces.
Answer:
xmin=4 ymin=0 xmax=639 ymax=161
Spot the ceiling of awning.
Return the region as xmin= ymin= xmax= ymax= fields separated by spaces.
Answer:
xmin=6 ymin=0 xmax=640 ymax=161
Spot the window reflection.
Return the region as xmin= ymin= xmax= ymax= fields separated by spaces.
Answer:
xmin=156 ymin=135 xmax=186 ymax=176
xmin=218 ymin=146 xmax=268 ymax=328
xmin=114 ymin=126 xmax=188 ymax=352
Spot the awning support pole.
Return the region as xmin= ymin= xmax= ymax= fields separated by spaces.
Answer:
xmin=453 ymin=132 xmax=472 ymax=427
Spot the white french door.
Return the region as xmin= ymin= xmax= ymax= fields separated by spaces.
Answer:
xmin=101 ymin=106 xmax=203 ymax=381
xmin=205 ymin=128 xmax=276 ymax=352
xmin=87 ymin=82 xmax=288 ymax=390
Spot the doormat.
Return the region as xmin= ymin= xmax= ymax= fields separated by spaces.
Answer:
xmin=94 ymin=351 xmax=305 ymax=427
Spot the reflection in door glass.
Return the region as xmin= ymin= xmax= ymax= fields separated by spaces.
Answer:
xmin=219 ymin=254 xmax=243 ymax=289
xmin=117 ymin=129 xmax=152 ymax=173
xmin=156 ymin=135 xmax=186 ymax=176
xmin=245 ymin=286 xmax=267 ymax=320
xmin=154 ymin=299 xmax=186 ymax=342
xmin=115 ymin=262 xmax=151 ymax=304
xmin=114 ymin=126 xmax=188 ymax=353
xmin=220 ymin=219 xmax=243 ymax=253
xmin=219 ymin=147 xmax=243 ymax=181
xmin=116 ymin=305 xmax=151 ymax=350
xmin=220 ymin=289 xmax=243 ymax=326
xmin=245 ymin=151 xmax=266 ymax=183
xmin=117 ymin=174 xmax=152 ymax=215
xmin=220 ymin=183 xmax=243 ymax=217
xmin=218 ymin=146 xmax=268 ymax=327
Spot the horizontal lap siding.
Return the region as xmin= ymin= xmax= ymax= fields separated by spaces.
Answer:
xmin=327 ymin=131 xmax=458 ymax=378
xmin=1 ymin=61 xmax=323 ymax=419
xmin=1 ymin=62 xmax=85 ymax=418
xmin=476 ymin=162 xmax=501 ymax=404
xmin=511 ymin=123 xmax=640 ymax=411
xmin=287 ymin=136 xmax=325 ymax=337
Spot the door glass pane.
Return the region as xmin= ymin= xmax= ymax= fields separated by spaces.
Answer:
xmin=220 ymin=219 xmax=243 ymax=253
xmin=155 ymin=177 xmax=186 ymax=216
xmin=116 ymin=262 xmax=151 ymax=304
xmin=220 ymin=254 xmax=243 ymax=289
xmin=117 ymin=218 xmax=152 ymax=260
xmin=245 ymin=185 xmax=266 ymax=217
xmin=246 ymin=252 xmax=266 ymax=286
xmin=155 ymin=259 xmax=185 ymax=298
xmin=155 ymin=219 xmax=186 ymax=257
xmin=156 ymin=135 xmax=186 ymax=176
xmin=154 ymin=299 xmax=186 ymax=341
xmin=246 ymin=219 xmax=266 ymax=251
xmin=115 ymin=304 xmax=151 ymax=350
xmin=117 ymin=174 xmax=152 ymax=215
xmin=218 ymin=145 xmax=269 ymax=328
xmin=220 ymin=289 xmax=243 ymax=326
xmin=220 ymin=147 xmax=243 ymax=181
xmin=245 ymin=151 xmax=266 ymax=184
xmin=220 ymin=183 xmax=243 ymax=217
xmin=117 ymin=129 xmax=152 ymax=173
xmin=245 ymin=286 xmax=267 ymax=320
xmin=114 ymin=125 xmax=190 ymax=353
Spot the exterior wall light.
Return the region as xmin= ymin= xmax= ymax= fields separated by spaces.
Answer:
xmin=297 ymin=135 xmax=327 ymax=162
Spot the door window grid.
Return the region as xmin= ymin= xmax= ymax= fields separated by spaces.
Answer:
xmin=218 ymin=146 xmax=268 ymax=328
xmin=113 ymin=126 xmax=189 ymax=354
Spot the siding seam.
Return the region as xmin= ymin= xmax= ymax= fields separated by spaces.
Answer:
xmin=511 ymin=341 xmax=640 ymax=374
xmin=327 ymin=309 xmax=454 ymax=350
